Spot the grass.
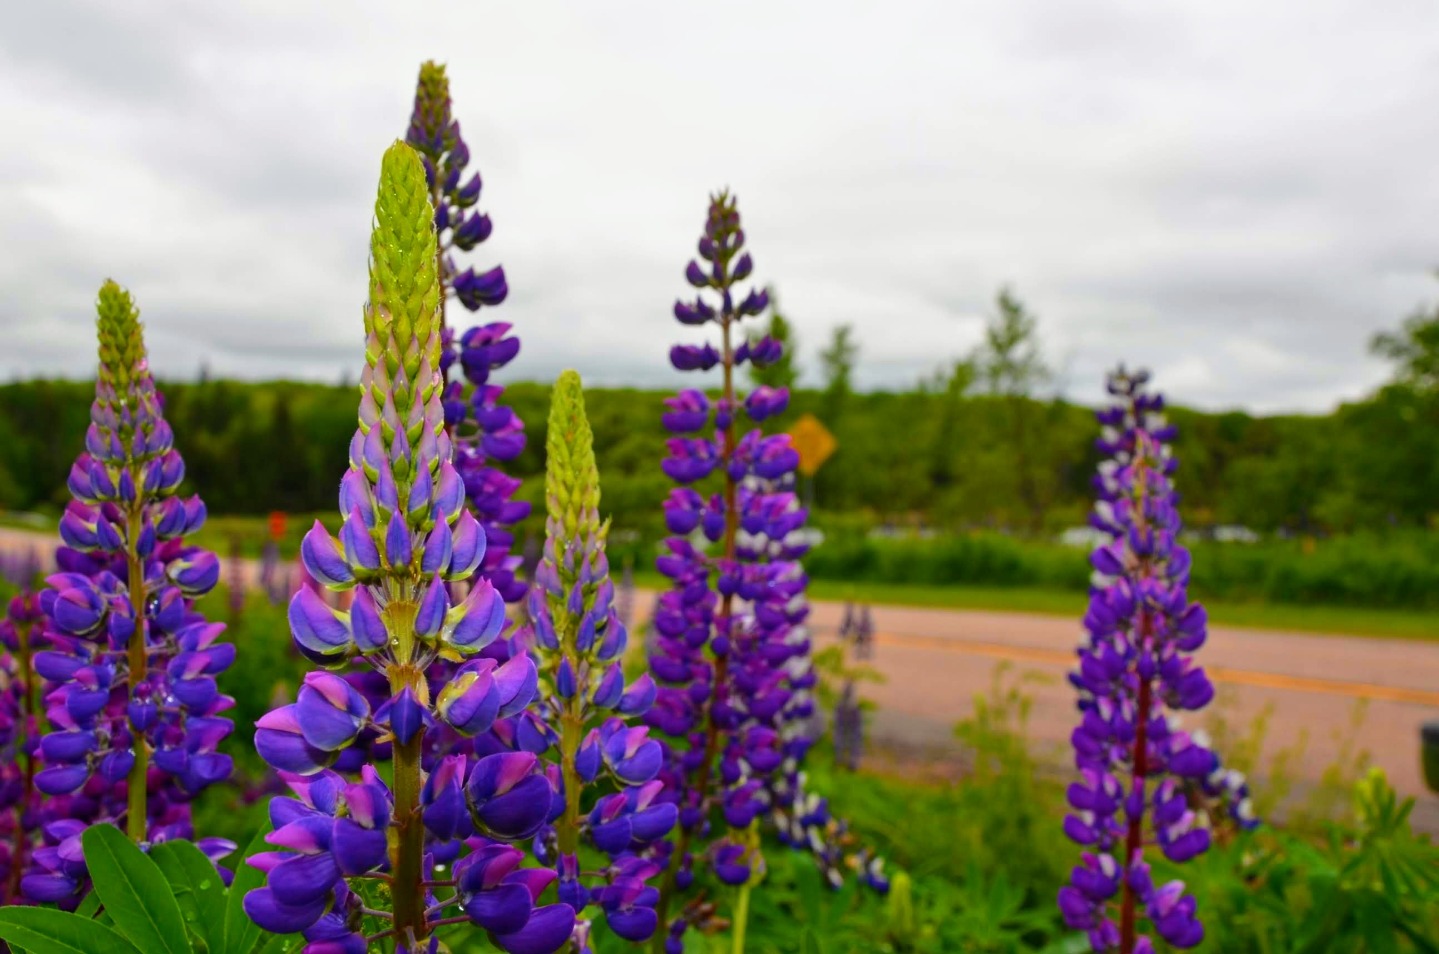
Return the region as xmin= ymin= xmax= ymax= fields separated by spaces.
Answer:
xmin=635 ymin=572 xmax=1439 ymax=641
xmin=7 ymin=508 xmax=1437 ymax=640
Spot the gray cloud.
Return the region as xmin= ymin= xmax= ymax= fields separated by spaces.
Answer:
xmin=2 ymin=0 xmax=1438 ymax=412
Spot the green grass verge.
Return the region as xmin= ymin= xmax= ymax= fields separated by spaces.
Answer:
xmin=9 ymin=509 xmax=1436 ymax=641
xmin=635 ymin=572 xmax=1439 ymax=641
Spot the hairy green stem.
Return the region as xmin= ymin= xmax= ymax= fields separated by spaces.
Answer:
xmin=124 ymin=502 xmax=149 ymax=843
xmin=731 ymin=880 xmax=751 ymax=954
xmin=389 ymin=661 xmax=429 ymax=949
xmin=557 ymin=607 xmax=584 ymax=856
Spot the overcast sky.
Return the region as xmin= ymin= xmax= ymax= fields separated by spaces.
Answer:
xmin=3 ymin=1 xmax=1439 ymax=413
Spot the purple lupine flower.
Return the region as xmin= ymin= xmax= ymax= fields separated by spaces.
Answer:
xmin=227 ymin=536 xmax=246 ymax=619
xmin=0 ymin=547 xmax=45 ymax=590
xmin=825 ymin=604 xmax=866 ymax=778
xmin=832 ymin=682 xmax=862 ymax=773
xmin=405 ymin=59 xmax=530 ymax=608
xmin=0 ymin=591 xmax=46 ymax=903
xmin=512 ymin=371 xmax=674 ymax=949
xmin=259 ymin=540 xmax=285 ymax=605
xmin=644 ymin=193 xmax=832 ymax=948
xmin=1059 ymin=367 xmax=1256 ymax=954
xmin=245 ymin=142 xmax=570 ymax=954
xmin=26 ymin=281 xmax=235 ymax=902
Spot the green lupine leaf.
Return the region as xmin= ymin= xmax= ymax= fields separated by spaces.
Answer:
xmin=800 ymin=928 xmax=824 ymax=954
xmin=73 ymin=889 xmax=102 ymax=920
xmin=224 ymin=828 xmax=273 ymax=954
xmin=256 ymin=933 xmax=301 ymax=954
xmin=0 ymin=906 xmax=144 ymax=954
xmin=1354 ymin=890 xmax=1401 ymax=954
xmin=81 ymin=825 xmax=190 ymax=954
xmin=150 ymin=840 xmax=227 ymax=953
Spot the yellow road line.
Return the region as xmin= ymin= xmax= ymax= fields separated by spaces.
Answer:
xmin=819 ymin=631 xmax=1439 ymax=707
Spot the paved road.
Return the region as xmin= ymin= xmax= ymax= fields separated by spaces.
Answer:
xmin=628 ymin=590 xmax=1439 ymax=831
xmin=5 ymin=527 xmax=1437 ymax=829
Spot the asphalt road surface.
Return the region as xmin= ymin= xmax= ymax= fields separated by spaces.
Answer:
xmin=628 ymin=590 xmax=1439 ymax=832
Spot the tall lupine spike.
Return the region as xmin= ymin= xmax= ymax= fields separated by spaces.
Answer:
xmin=521 ymin=371 xmax=676 ymax=947
xmin=27 ymin=281 xmax=236 ymax=903
xmin=645 ymin=194 xmax=861 ymax=952
xmin=244 ymin=141 xmax=571 ymax=954
xmin=1058 ymin=367 xmax=1257 ymax=954
xmin=0 ymin=591 xmax=45 ymax=903
xmin=404 ymin=60 xmax=530 ymax=608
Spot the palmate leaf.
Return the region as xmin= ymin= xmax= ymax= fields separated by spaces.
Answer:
xmin=81 ymin=824 xmax=191 ymax=954
xmin=0 ymin=906 xmax=143 ymax=954
xmin=151 ymin=839 xmax=229 ymax=954
xmin=224 ymin=827 xmax=275 ymax=954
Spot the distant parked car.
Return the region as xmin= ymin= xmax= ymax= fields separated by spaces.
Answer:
xmin=1058 ymin=526 xmax=1108 ymax=549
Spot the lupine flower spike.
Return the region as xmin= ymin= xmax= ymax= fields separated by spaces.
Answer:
xmin=406 ymin=60 xmax=530 ymax=606
xmin=244 ymin=141 xmax=571 ymax=954
xmin=27 ymin=281 xmax=235 ymax=902
xmin=1058 ymin=367 xmax=1258 ymax=954
xmin=647 ymin=193 xmax=846 ymax=952
xmin=521 ymin=370 xmax=675 ymax=949
xmin=0 ymin=591 xmax=44 ymax=902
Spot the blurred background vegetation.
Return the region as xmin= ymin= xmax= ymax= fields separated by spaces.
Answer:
xmin=2 ymin=286 xmax=1437 ymax=616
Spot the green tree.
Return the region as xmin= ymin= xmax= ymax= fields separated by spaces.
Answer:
xmin=975 ymin=287 xmax=1051 ymax=533
xmin=1357 ymin=278 xmax=1439 ymax=527
xmin=927 ymin=358 xmax=976 ymax=491
xmin=748 ymin=287 xmax=800 ymax=391
xmin=1370 ymin=285 xmax=1439 ymax=394
xmin=819 ymin=323 xmax=858 ymax=422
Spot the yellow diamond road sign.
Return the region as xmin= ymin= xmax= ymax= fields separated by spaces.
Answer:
xmin=788 ymin=413 xmax=837 ymax=477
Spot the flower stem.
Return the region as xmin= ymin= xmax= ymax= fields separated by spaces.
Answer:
xmin=731 ymin=880 xmax=752 ymax=954
xmin=124 ymin=503 xmax=149 ymax=843
xmin=1118 ymin=419 xmax=1155 ymax=954
xmin=654 ymin=306 xmax=741 ymax=952
xmin=1118 ymin=631 xmax=1151 ymax=954
xmin=389 ymin=662 xmax=428 ymax=948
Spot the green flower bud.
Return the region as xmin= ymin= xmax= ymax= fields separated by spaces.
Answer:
xmin=544 ymin=370 xmax=605 ymax=572
xmin=360 ymin=141 xmax=444 ymax=503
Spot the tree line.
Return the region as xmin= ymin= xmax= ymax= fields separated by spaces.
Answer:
xmin=1 ymin=288 xmax=1435 ymax=538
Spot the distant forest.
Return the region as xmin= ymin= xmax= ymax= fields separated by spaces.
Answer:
xmin=2 ymin=287 xmax=1436 ymax=539
xmin=0 ymin=374 xmax=1432 ymax=539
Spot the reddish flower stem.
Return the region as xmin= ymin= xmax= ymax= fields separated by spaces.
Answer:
xmin=652 ymin=294 xmax=740 ymax=953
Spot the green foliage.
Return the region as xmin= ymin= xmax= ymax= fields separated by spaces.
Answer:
xmin=83 ymin=825 xmax=190 ymax=954
xmin=225 ymin=829 xmax=286 ymax=954
xmin=804 ymin=526 xmax=1439 ymax=610
xmin=818 ymin=323 xmax=858 ymax=421
xmin=1371 ymin=287 xmax=1439 ymax=394
xmin=0 ymin=906 xmax=143 ymax=954
xmin=748 ymin=292 xmax=800 ymax=392
xmin=1184 ymin=770 xmax=1439 ymax=953
xmin=149 ymin=840 xmax=229 ymax=954
xmin=15 ymin=599 xmax=1417 ymax=954
xmin=973 ymin=286 xmax=1054 ymax=533
xmin=2 ymin=373 xmax=1437 ymax=539
xmin=0 ymin=825 xmax=292 ymax=954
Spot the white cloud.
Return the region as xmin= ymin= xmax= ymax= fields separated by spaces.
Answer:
xmin=2 ymin=0 xmax=1438 ymax=412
